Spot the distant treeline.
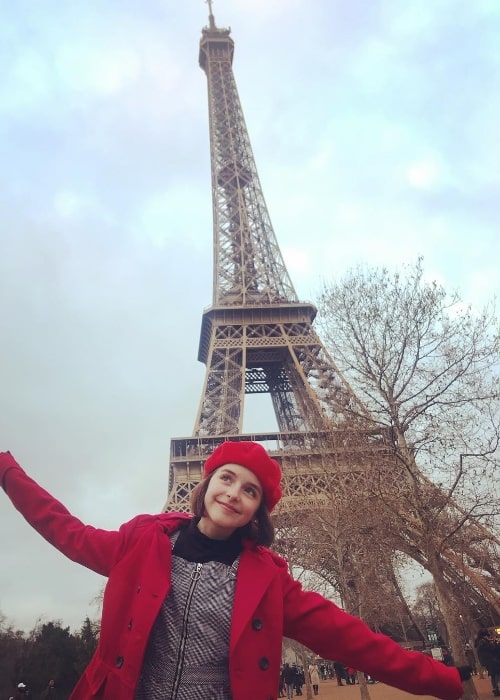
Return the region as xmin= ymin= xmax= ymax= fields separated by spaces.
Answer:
xmin=0 ymin=616 xmax=99 ymax=699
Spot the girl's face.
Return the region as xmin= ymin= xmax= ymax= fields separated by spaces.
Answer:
xmin=198 ymin=463 xmax=263 ymax=540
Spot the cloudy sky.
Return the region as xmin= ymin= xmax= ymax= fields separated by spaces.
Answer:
xmin=1 ymin=0 xmax=499 ymax=633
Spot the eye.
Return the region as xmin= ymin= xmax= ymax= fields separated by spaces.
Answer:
xmin=220 ymin=473 xmax=232 ymax=482
xmin=244 ymin=485 xmax=258 ymax=498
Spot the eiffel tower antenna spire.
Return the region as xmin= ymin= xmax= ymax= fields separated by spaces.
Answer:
xmin=205 ymin=0 xmax=216 ymax=30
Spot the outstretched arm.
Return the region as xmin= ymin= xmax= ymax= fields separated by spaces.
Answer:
xmin=279 ymin=562 xmax=464 ymax=700
xmin=1 ymin=451 xmax=127 ymax=576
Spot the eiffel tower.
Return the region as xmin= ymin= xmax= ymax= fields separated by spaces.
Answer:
xmin=163 ymin=5 xmax=387 ymax=516
xmin=163 ymin=6 xmax=499 ymax=619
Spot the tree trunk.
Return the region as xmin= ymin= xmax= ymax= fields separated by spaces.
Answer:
xmin=428 ymin=550 xmax=479 ymax=700
xmin=357 ymin=672 xmax=372 ymax=700
xmin=300 ymin=647 xmax=313 ymax=700
xmin=342 ymin=586 xmax=372 ymax=700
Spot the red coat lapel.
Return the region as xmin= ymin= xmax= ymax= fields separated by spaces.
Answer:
xmin=230 ymin=546 xmax=276 ymax=650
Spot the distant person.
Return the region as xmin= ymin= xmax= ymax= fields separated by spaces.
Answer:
xmin=464 ymin=644 xmax=477 ymax=675
xmin=333 ymin=660 xmax=347 ymax=685
xmin=282 ymin=662 xmax=296 ymax=700
xmin=294 ymin=665 xmax=304 ymax=695
xmin=40 ymin=679 xmax=58 ymax=699
xmin=308 ymin=661 xmax=320 ymax=695
xmin=442 ymin=647 xmax=454 ymax=666
xmin=475 ymin=628 xmax=500 ymax=696
xmin=278 ymin=665 xmax=286 ymax=697
xmin=346 ymin=666 xmax=358 ymax=684
xmin=1 ymin=444 xmax=472 ymax=700
xmin=14 ymin=683 xmax=28 ymax=700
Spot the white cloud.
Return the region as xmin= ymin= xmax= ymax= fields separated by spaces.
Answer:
xmin=134 ymin=185 xmax=210 ymax=251
xmin=232 ymin=0 xmax=303 ymax=20
xmin=55 ymin=43 xmax=141 ymax=96
xmin=53 ymin=190 xmax=93 ymax=219
xmin=282 ymin=246 xmax=312 ymax=277
xmin=464 ymin=267 xmax=498 ymax=307
xmin=0 ymin=48 xmax=51 ymax=113
xmin=385 ymin=2 xmax=448 ymax=39
xmin=407 ymin=158 xmax=441 ymax=189
xmin=336 ymin=202 xmax=363 ymax=226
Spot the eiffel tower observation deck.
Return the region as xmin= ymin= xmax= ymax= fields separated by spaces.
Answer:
xmin=163 ymin=5 xmax=388 ymax=514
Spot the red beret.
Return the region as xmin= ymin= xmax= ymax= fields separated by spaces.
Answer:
xmin=204 ymin=441 xmax=282 ymax=512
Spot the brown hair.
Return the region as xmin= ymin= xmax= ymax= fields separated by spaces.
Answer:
xmin=190 ymin=475 xmax=275 ymax=547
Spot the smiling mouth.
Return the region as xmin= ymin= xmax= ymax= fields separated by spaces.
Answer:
xmin=217 ymin=501 xmax=239 ymax=514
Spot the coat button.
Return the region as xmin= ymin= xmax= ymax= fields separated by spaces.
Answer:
xmin=127 ymin=619 xmax=133 ymax=630
xmin=115 ymin=656 xmax=124 ymax=668
xmin=259 ymin=657 xmax=270 ymax=670
xmin=252 ymin=618 xmax=263 ymax=631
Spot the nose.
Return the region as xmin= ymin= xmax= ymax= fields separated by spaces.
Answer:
xmin=226 ymin=483 xmax=240 ymax=500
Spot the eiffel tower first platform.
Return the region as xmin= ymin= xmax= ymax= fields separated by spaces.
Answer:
xmin=163 ymin=6 xmax=389 ymax=515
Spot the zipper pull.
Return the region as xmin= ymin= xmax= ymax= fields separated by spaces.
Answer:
xmin=191 ymin=562 xmax=202 ymax=581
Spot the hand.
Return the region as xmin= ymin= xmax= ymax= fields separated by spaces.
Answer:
xmin=1 ymin=451 xmax=19 ymax=487
xmin=457 ymin=666 xmax=472 ymax=681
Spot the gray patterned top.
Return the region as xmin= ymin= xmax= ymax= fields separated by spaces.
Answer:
xmin=135 ymin=532 xmax=239 ymax=700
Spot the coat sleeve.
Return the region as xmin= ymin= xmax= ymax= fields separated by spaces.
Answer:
xmin=276 ymin=557 xmax=463 ymax=700
xmin=0 ymin=451 xmax=140 ymax=576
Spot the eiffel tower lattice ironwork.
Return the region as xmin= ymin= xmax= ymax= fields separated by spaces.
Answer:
xmin=163 ymin=10 xmax=388 ymax=516
xmin=163 ymin=9 xmax=499 ymax=619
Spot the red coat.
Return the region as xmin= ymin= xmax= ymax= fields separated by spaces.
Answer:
xmin=1 ymin=452 xmax=464 ymax=700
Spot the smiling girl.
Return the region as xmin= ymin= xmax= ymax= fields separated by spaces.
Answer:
xmin=1 ymin=441 xmax=469 ymax=700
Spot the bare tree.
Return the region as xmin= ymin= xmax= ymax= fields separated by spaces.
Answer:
xmin=316 ymin=259 xmax=500 ymax=699
xmin=275 ymin=496 xmax=426 ymax=700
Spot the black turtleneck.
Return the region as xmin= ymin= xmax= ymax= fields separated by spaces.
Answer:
xmin=172 ymin=517 xmax=243 ymax=565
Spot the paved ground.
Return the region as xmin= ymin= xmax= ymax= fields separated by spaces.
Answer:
xmin=299 ymin=677 xmax=495 ymax=700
